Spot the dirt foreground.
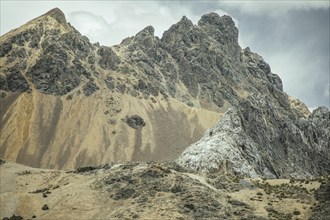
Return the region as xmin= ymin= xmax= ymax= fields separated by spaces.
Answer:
xmin=1 ymin=159 xmax=329 ymax=219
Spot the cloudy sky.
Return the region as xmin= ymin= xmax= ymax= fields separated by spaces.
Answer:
xmin=1 ymin=1 xmax=329 ymax=109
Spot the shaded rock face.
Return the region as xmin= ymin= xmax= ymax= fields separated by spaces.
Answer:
xmin=177 ymin=99 xmax=330 ymax=178
xmin=0 ymin=70 xmax=30 ymax=92
xmin=97 ymin=46 xmax=120 ymax=70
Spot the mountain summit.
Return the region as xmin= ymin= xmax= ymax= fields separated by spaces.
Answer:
xmin=0 ymin=8 xmax=329 ymax=178
xmin=46 ymin=7 xmax=66 ymax=21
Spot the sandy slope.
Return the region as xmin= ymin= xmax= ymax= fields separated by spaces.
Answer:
xmin=0 ymin=91 xmax=221 ymax=170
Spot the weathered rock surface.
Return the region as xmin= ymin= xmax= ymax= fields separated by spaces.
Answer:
xmin=177 ymin=99 xmax=330 ymax=178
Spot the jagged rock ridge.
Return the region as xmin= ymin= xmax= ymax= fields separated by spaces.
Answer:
xmin=1 ymin=9 xmax=283 ymax=109
xmin=1 ymin=8 xmax=328 ymax=176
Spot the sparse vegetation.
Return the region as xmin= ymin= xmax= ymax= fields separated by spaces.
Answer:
xmin=42 ymin=204 xmax=49 ymax=210
xmin=17 ymin=170 xmax=32 ymax=175
xmin=293 ymin=209 xmax=301 ymax=215
xmin=266 ymin=207 xmax=293 ymax=220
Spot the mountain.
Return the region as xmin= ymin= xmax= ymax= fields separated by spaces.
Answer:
xmin=1 ymin=8 xmax=330 ymax=220
xmin=0 ymin=8 xmax=329 ymax=178
xmin=0 ymin=9 xmax=222 ymax=169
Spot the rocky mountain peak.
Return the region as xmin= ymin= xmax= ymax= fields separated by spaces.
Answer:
xmin=42 ymin=7 xmax=67 ymax=24
xmin=198 ymin=13 xmax=235 ymax=27
xmin=161 ymin=15 xmax=194 ymax=42
xmin=198 ymin=13 xmax=238 ymax=47
xmin=135 ymin=25 xmax=155 ymax=38
xmin=179 ymin=15 xmax=194 ymax=26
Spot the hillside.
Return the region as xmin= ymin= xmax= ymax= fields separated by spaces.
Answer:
xmin=1 ymin=159 xmax=329 ymax=219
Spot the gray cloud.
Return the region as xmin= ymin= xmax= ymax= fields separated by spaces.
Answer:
xmin=68 ymin=2 xmax=198 ymax=46
xmin=220 ymin=1 xmax=329 ymax=16
xmin=68 ymin=11 xmax=112 ymax=45
xmin=1 ymin=1 xmax=329 ymax=108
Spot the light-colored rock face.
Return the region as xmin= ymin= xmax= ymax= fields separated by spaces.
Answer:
xmin=288 ymin=96 xmax=311 ymax=118
xmin=177 ymin=108 xmax=264 ymax=178
xmin=177 ymin=99 xmax=330 ymax=178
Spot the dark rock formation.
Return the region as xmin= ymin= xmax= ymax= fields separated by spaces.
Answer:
xmin=1 ymin=8 xmax=97 ymax=96
xmin=0 ymin=158 xmax=6 ymax=165
xmin=105 ymin=76 xmax=115 ymax=90
xmin=82 ymin=81 xmax=99 ymax=96
xmin=125 ymin=115 xmax=146 ymax=129
xmin=44 ymin=7 xmax=67 ymax=24
xmin=0 ymin=70 xmax=29 ymax=92
xmin=97 ymin=46 xmax=120 ymax=70
xmin=93 ymin=162 xmax=265 ymax=219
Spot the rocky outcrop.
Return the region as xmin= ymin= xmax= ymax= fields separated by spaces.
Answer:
xmin=125 ymin=115 xmax=146 ymax=129
xmin=177 ymin=98 xmax=330 ymax=178
xmin=0 ymin=70 xmax=30 ymax=92
xmin=288 ymin=96 xmax=311 ymax=118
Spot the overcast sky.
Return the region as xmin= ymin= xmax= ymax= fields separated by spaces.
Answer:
xmin=1 ymin=1 xmax=329 ymax=109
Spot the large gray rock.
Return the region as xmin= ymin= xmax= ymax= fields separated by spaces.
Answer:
xmin=177 ymin=98 xmax=330 ymax=178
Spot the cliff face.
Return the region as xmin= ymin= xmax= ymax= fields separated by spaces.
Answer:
xmin=1 ymin=8 xmax=328 ymax=175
